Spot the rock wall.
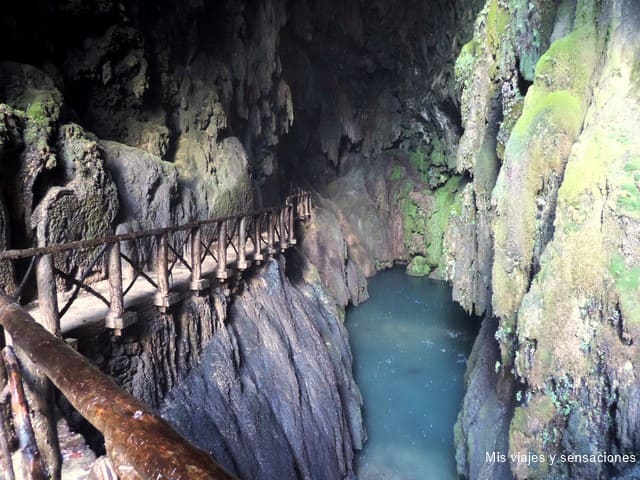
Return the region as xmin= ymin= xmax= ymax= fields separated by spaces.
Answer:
xmin=0 ymin=0 xmax=298 ymax=294
xmin=450 ymin=0 xmax=640 ymax=478
xmin=286 ymin=0 xmax=486 ymax=305
xmin=160 ymin=252 xmax=364 ymax=480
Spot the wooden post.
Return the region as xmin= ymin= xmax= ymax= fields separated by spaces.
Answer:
xmin=30 ymin=252 xmax=61 ymax=478
xmin=154 ymin=232 xmax=179 ymax=311
xmin=216 ymin=221 xmax=228 ymax=279
xmin=35 ymin=255 xmax=59 ymax=337
xmin=2 ymin=346 xmax=46 ymax=480
xmin=266 ymin=212 xmax=275 ymax=256
xmin=288 ymin=204 xmax=296 ymax=246
xmin=237 ymin=217 xmax=248 ymax=270
xmin=0 ymin=355 xmax=16 ymax=480
xmin=105 ymin=242 xmax=136 ymax=336
xmin=190 ymin=227 xmax=209 ymax=292
xmin=278 ymin=209 xmax=287 ymax=251
xmin=253 ymin=214 xmax=263 ymax=263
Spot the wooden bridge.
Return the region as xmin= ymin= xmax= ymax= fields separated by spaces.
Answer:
xmin=0 ymin=190 xmax=312 ymax=479
xmin=0 ymin=190 xmax=311 ymax=336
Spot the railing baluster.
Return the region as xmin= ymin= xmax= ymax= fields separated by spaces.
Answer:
xmin=36 ymin=254 xmax=60 ymax=337
xmin=216 ymin=221 xmax=228 ymax=279
xmin=279 ymin=208 xmax=287 ymax=251
xmin=253 ymin=214 xmax=263 ymax=263
xmin=288 ymin=204 xmax=296 ymax=246
xmin=266 ymin=212 xmax=275 ymax=257
xmin=237 ymin=217 xmax=248 ymax=270
xmin=190 ymin=226 xmax=209 ymax=291
xmin=157 ymin=233 xmax=169 ymax=297
xmin=154 ymin=232 xmax=179 ymax=312
xmin=106 ymin=241 xmax=137 ymax=336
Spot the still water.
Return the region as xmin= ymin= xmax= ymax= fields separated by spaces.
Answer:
xmin=347 ymin=267 xmax=479 ymax=480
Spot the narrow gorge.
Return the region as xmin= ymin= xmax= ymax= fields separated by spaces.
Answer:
xmin=0 ymin=0 xmax=639 ymax=479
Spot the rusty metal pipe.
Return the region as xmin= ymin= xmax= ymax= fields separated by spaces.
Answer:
xmin=0 ymin=296 xmax=236 ymax=480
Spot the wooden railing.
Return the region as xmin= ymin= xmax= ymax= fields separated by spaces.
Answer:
xmin=0 ymin=295 xmax=237 ymax=479
xmin=0 ymin=191 xmax=312 ymax=478
xmin=0 ymin=191 xmax=312 ymax=336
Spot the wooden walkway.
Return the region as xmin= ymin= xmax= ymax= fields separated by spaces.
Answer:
xmin=0 ymin=191 xmax=311 ymax=336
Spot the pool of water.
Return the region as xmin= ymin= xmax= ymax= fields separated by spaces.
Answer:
xmin=346 ymin=267 xmax=479 ymax=480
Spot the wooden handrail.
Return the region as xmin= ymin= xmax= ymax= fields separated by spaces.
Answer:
xmin=0 ymin=193 xmax=311 ymax=261
xmin=0 ymin=295 xmax=237 ymax=480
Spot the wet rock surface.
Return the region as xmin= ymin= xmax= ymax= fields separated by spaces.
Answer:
xmin=160 ymin=252 xmax=364 ymax=480
xmin=452 ymin=1 xmax=640 ymax=479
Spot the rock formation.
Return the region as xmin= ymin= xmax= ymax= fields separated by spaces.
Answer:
xmin=450 ymin=1 xmax=640 ymax=479
xmin=1 ymin=0 xmax=640 ymax=479
xmin=161 ymin=252 xmax=364 ymax=480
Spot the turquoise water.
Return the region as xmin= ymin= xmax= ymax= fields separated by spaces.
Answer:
xmin=347 ymin=267 xmax=479 ymax=480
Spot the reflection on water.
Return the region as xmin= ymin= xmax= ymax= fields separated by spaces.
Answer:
xmin=347 ymin=267 xmax=479 ymax=480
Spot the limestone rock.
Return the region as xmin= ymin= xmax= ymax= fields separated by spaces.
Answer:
xmin=100 ymin=140 xmax=188 ymax=229
xmin=160 ymin=253 xmax=364 ymax=480
xmin=31 ymin=124 xmax=119 ymax=286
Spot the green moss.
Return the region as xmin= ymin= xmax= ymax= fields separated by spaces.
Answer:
xmin=409 ymin=147 xmax=429 ymax=184
xmin=558 ymin=136 xmax=607 ymax=207
xmin=430 ymin=136 xmax=447 ymax=167
xmin=425 ymin=176 xmax=462 ymax=271
xmin=454 ymin=40 xmax=478 ymax=89
xmin=534 ymin=26 xmax=599 ymax=96
xmin=510 ymin=91 xmax=582 ymax=154
xmin=390 ymin=165 xmax=406 ymax=181
xmin=407 ymin=255 xmax=431 ymax=276
xmin=485 ymin=0 xmax=510 ymax=51
xmin=610 ymin=253 xmax=640 ymax=325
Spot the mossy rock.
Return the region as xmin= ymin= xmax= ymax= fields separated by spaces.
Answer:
xmin=407 ymin=255 xmax=431 ymax=276
xmin=454 ymin=40 xmax=478 ymax=90
xmin=610 ymin=253 xmax=640 ymax=326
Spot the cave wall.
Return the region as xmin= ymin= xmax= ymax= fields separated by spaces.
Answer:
xmin=0 ymin=0 xmax=292 ymax=282
xmin=282 ymin=0 xmax=487 ymax=307
xmin=451 ymin=0 xmax=640 ymax=479
xmin=160 ymin=252 xmax=364 ymax=480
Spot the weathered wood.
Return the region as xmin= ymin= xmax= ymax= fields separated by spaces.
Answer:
xmin=156 ymin=233 xmax=169 ymax=297
xmin=266 ymin=212 xmax=275 ymax=256
xmin=190 ymin=227 xmax=209 ymax=291
xmin=35 ymin=255 xmax=59 ymax=337
xmin=154 ymin=233 xmax=179 ymax=310
xmin=0 ymin=193 xmax=309 ymax=262
xmin=1 ymin=346 xmax=46 ymax=480
xmin=278 ymin=209 xmax=287 ymax=251
xmin=0 ymin=297 xmax=237 ymax=480
xmin=216 ymin=221 xmax=228 ymax=279
xmin=107 ymin=242 xmax=124 ymax=318
xmin=30 ymin=252 xmax=62 ymax=479
xmin=105 ymin=242 xmax=137 ymax=335
xmin=0 ymin=356 xmax=15 ymax=480
xmin=237 ymin=217 xmax=248 ymax=270
xmin=253 ymin=214 xmax=263 ymax=262
xmin=287 ymin=205 xmax=296 ymax=246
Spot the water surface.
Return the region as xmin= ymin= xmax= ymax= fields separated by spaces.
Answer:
xmin=347 ymin=267 xmax=478 ymax=479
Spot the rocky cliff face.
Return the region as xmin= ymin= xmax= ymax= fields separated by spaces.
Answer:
xmin=451 ymin=0 xmax=640 ymax=479
xmin=160 ymin=252 xmax=364 ymax=480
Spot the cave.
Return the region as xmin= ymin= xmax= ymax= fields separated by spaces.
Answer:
xmin=0 ymin=0 xmax=640 ymax=479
